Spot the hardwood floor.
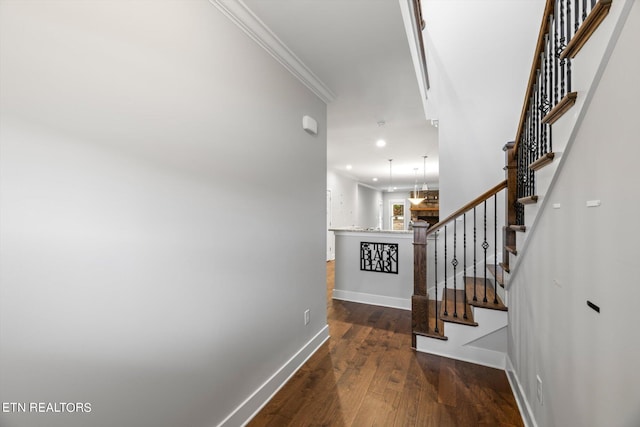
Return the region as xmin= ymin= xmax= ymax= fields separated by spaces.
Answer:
xmin=248 ymin=261 xmax=523 ymax=427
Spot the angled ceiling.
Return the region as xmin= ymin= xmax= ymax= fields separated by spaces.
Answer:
xmin=241 ymin=0 xmax=438 ymax=191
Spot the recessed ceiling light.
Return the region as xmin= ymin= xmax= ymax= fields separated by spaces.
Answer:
xmin=346 ymin=164 xmax=353 ymax=170
xmin=372 ymin=177 xmax=378 ymax=182
xmin=376 ymin=139 xmax=386 ymax=147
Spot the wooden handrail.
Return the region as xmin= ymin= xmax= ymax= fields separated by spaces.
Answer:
xmin=514 ymin=0 xmax=555 ymax=154
xmin=413 ymin=0 xmax=430 ymax=90
xmin=426 ymin=180 xmax=507 ymax=236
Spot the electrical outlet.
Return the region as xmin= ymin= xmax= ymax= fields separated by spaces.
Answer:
xmin=304 ymin=309 xmax=310 ymax=325
xmin=536 ymin=375 xmax=543 ymax=405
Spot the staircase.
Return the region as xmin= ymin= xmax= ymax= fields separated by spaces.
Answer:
xmin=411 ymin=0 xmax=615 ymax=369
xmin=411 ymin=182 xmax=510 ymax=368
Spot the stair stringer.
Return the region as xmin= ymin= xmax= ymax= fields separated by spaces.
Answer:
xmin=415 ymin=306 xmax=508 ymax=369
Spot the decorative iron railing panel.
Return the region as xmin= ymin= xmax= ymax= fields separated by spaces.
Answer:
xmin=413 ymin=182 xmax=506 ymax=335
xmin=514 ymin=0 xmax=606 ymax=225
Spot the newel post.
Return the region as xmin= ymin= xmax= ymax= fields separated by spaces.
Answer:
xmin=411 ymin=220 xmax=429 ymax=348
xmin=503 ymin=141 xmax=517 ymax=271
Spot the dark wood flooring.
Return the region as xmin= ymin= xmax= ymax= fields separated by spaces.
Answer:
xmin=248 ymin=261 xmax=523 ymax=427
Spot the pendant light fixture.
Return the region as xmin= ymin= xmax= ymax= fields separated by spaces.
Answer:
xmin=421 ymin=155 xmax=429 ymax=192
xmin=408 ymin=168 xmax=425 ymax=205
xmin=388 ymin=159 xmax=394 ymax=192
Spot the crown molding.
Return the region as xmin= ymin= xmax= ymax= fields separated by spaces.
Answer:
xmin=210 ymin=0 xmax=336 ymax=104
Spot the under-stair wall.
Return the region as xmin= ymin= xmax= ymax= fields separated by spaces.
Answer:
xmin=505 ymin=1 xmax=640 ymax=426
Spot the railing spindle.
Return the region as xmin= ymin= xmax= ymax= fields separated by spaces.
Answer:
xmin=566 ymin=0 xmax=573 ymax=93
xmin=483 ymin=200 xmax=488 ymax=303
xmin=444 ymin=225 xmax=448 ymax=316
xmin=534 ymin=78 xmax=538 ymax=160
xmin=473 ymin=206 xmax=477 ymax=301
xmin=543 ymin=36 xmax=549 ymax=154
xmin=493 ymin=194 xmax=498 ymax=304
xmin=560 ymin=0 xmax=566 ymax=98
xmin=551 ymin=3 xmax=559 ymax=108
xmin=583 ymin=0 xmax=588 ymax=22
xmin=463 ymin=213 xmax=468 ymax=320
xmin=453 ymin=220 xmax=458 ymax=318
xmin=434 ymin=231 xmax=439 ymax=333
xmin=529 ymin=110 xmax=535 ymax=196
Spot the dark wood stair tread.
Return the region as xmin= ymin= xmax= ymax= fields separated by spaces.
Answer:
xmin=414 ymin=300 xmax=447 ymax=340
xmin=439 ymin=289 xmax=478 ymax=326
xmin=464 ymin=277 xmax=508 ymax=311
xmin=505 ymin=245 xmax=518 ymax=255
xmin=487 ymin=264 xmax=504 ymax=288
xmin=499 ymin=262 xmax=510 ymax=273
xmin=529 ymin=152 xmax=555 ymax=171
xmin=508 ymin=224 xmax=526 ymax=232
xmin=517 ymin=195 xmax=538 ymax=205
xmin=560 ymin=0 xmax=612 ymax=59
xmin=542 ymin=92 xmax=578 ymax=124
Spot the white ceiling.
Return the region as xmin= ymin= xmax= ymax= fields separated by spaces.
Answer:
xmin=242 ymin=0 xmax=438 ymax=191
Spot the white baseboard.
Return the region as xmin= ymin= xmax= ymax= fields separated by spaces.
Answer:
xmin=332 ymin=289 xmax=410 ymax=310
xmin=217 ymin=325 xmax=330 ymax=427
xmin=506 ymin=356 xmax=538 ymax=427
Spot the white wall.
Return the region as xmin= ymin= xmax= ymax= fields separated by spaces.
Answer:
xmin=508 ymin=2 xmax=640 ymax=426
xmin=327 ymin=171 xmax=359 ymax=229
xmin=0 ymin=2 xmax=327 ymax=427
xmin=423 ymin=1 xmax=543 ymax=216
xmin=326 ymin=171 xmax=382 ymax=260
xmin=356 ymin=184 xmax=382 ymax=229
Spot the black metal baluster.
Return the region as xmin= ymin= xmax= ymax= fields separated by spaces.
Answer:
xmin=539 ymin=66 xmax=544 ymax=158
xmin=434 ymin=232 xmax=439 ymax=333
xmin=583 ymin=0 xmax=587 ymax=22
xmin=540 ymin=48 xmax=548 ymax=156
xmin=529 ymin=108 xmax=535 ymax=196
xmin=553 ymin=4 xmax=559 ymax=106
xmin=560 ymin=0 xmax=566 ymax=99
xmin=534 ymin=77 xmax=539 ymax=160
xmin=483 ymin=200 xmax=488 ymax=303
xmin=591 ymin=0 xmax=595 ymax=10
xmin=453 ymin=220 xmax=458 ymax=318
xmin=537 ymin=74 xmax=541 ymax=159
xmin=549 ymin=115 xmax=553 ymax=153
xmin=463 ymin=213 xmax=468 ymax=319
xmin=546 ymin=28 xmax=553 ymax=153
xmin=566 ymin=0 xmax=573 ymax=93
xmin=516 ymin=140 xmax=523 ymax=225
xmin=574 ymin=0 xmax=580 ymax=34
xmin=524 ymin=112 xmax=531 ymax=196
xmin=473 ymin=207 xmax=477 ymax=301
xmin=547 ymin=16 xmax=554 ymax=112
xmin=493 ymin=194 xmax=498 ymax=304
xmin=523 ymin=116 xmax=528 ymax=196
xmin=444 ymin=225 xmax=448 ymax=316
xmin=543 ymin=37 xmax=549 ymax=154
